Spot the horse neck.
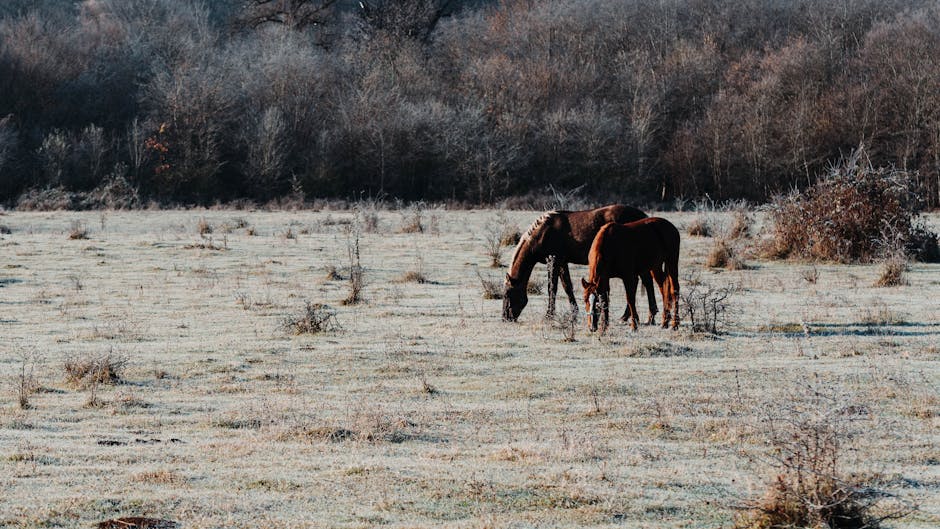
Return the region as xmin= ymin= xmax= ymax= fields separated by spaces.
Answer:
xmin=587 ymin=239 xmax=610 ymax=292
xmin=508 ymin=239 xmax=540 ymax=285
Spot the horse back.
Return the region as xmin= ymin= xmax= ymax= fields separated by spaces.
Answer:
xmin=562 ymin=205 xmax=648 ymax=263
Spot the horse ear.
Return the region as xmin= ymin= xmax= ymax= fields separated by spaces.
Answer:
xmin=581 ymin=277 xmax=590 ymax=289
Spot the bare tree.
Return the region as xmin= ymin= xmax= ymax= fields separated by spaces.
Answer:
xmin=238 ymin=0 xmax=337 ymax=30
xmin=358 ymin=0 xmax=453 ymax=43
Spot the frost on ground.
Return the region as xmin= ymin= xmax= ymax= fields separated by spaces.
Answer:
xmin=0 ymin=210 xmax=938 ymax=528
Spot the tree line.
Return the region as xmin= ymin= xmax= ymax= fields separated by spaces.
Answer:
xmin=1 ymin=0 xmax=939 ymax=207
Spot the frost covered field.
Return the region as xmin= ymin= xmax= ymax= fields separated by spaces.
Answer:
xmin=0 ymin=209 xmax=938 ymax=528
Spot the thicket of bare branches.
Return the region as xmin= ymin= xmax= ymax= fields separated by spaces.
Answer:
xmin=2 ymin=0 xmax=940 ymax=207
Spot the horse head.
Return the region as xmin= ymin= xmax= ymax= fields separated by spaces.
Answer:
xmin=502 ymin=274 xmax=528 ymax=321
xmin=581 ymin=277 xmax=601 ymax=332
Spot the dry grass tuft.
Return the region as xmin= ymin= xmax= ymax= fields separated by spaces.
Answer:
xmin=68 ymin=220 xmax=89 ymax=240
xmin=197 ymin=217 xmax=212 ymax=236
xmin=281 ymin=302 xmax=340 ymax=335
xmin=64 ymin=353 xmax=126 ymax=388
xmin=133 ymin=469 xmax=186 ymax=485
xmin=324 ymin=265 xmax=343 ymax=281
xmin=707 ymin=239 xmax=746 ymax=270
xmin=526 ymin=280 xmax=544 ymax=295
xmin=875 ymin=255 xmax=908 ymax=287
xmin=397 ymin=270 xmax=428 ymax=284
xmin=728 ymin=210 xmax=752 ymax=239
xmin=476 ymin=269 xmax=504 ymax=300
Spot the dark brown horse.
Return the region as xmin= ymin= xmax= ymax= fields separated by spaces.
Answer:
xmin=581 ymin=218 xmax=680 ymax=333
xmin=502 ymin=205 xmax=658 ymax=322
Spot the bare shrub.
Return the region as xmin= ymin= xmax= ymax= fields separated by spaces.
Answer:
xmin=801 ymin=266 xmax=819 ymax=284
xmin=14 ymin=353 xmax=39 ymax=410
xmin=481 ymin=219 xmax=505 ymax=267
xmin=764 ymin=148 xmax=937 ymax=263
xmin=16 ymin=188 xmax=74 ymax=211
xmin=68 ymin=220 xmax=89 ymax=240
xmin=682 ymin=277 xmax=737 ymax=334
xmin=552 ymin=309 xmax=578 ymax=342
xmin=398 ymin=203 xmax=424 ymax=233
xmin=281 ymin=302 xmax=340 ymax=335
xmin=736 ymin=386 xmax=913 ymax=529
xmin=64 ymin=352 xmax=126 ymax=389
xmin=343 ymin=227 xmax=365 ymax=305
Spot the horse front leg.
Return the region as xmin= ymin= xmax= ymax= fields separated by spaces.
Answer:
xmin=546 ymin=256 xmax=559 ymax=318
xmin=599 ymin=290 xmax=610 ymax=334
xmin=559 ymin=263 xmax=578 ymax=314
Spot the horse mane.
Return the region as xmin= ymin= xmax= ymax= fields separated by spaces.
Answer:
xmin=510 ymin=210 xmax=558 ymax=269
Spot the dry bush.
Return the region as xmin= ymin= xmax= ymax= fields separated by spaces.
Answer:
xmin=763 ymin=149 xmax=938 ymax=263
xmin=736 ymin=386 xmax=913 ymax=529
xmin=1 ymin=224 xmax=13 ymax=234
xmin=707 ymin=239 xmax=746 ymax=270
xmin=64 ymin=352 xmax=126 ymax=389
xmin=281 ymin=302 xmax=340 ymax=335
xmin=687 ymin=216 xmax=712 ymax=237
xmin=68 ymin=220 xmax=89 ymax=240
xmin=16 ymin=187 xmax=74 ymax=211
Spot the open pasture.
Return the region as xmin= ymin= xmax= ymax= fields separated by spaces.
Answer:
xmin=1 ymin=209 xmax=938 ymax=528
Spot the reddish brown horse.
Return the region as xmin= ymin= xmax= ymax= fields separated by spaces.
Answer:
xmin=581 ymin=218 xmax=680 ymax=333
xmin=503 ymin=205 xmax=658 ymax=322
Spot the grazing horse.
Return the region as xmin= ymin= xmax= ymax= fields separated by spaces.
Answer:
xmin=581 ymin=218 xmax=680 ymax=333
xmin=502 ymin=205 xmax=658 ymax=322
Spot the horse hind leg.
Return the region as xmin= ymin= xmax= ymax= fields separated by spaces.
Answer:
xmin=642 ymin=270 xmax=658 ymax=325
xmin=668 ymin=259 xmax=680 ymax=330
xmin=651 ymin=267 xmax=669 ymax=328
